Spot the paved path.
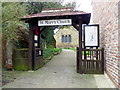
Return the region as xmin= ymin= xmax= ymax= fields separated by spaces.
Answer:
xmin=2 ymin=49 xmax=115 ymax=88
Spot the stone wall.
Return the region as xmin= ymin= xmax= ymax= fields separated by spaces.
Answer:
xmin=54 ymin=26 xmax=79 ymax=48
xmin=92 ymin=1 xmax=120 ymax=88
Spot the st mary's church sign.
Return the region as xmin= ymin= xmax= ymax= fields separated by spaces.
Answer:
xmin=38 ymin=19 xmax=72 ymax=26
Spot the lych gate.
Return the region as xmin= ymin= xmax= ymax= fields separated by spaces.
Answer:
xmin=21 ymin=7 xmax=104 ymax=74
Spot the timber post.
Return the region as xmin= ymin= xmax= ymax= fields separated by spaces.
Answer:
xmin=28 ymin=21 xmax=37 ymax=70
xmin=78 ymin=19 xmax=83 ymax=74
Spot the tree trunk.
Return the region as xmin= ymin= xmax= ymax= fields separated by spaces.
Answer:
xmin=2 ymin=39 xmax=7 ymax=67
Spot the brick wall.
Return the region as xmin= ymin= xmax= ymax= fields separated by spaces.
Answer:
xmin=118 ymin=2 xmax=120 ymax=88
xmin=92 ymin=1 xmax=120 ymax=88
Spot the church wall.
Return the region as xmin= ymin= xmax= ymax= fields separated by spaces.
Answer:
xmin=54 ymin=26 xmax=79 ymax=48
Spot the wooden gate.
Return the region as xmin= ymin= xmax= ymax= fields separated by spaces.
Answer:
xmin=77 ymin=47 xmax=104 ymax=74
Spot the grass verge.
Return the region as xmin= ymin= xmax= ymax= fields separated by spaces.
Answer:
xmin=62 ymin=48 xmax=91 ymax=55
xmin=43 ymin=48 xmax=62 ymax=60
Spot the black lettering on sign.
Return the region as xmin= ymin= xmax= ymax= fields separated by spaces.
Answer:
xmin=67 ymin=20 xmax=70 ymax=23
xmin=40 ymin=21 xmax=44 ymax=24
xmin=54 ymin=21 xmax=56 ymax=24
xmin=45 ymin=21 xmax=49 ymax=24
xmin=56 ymin=20 xmax=59 ymax=24
xmin=51 ymin=21 xmax=54 ymax=24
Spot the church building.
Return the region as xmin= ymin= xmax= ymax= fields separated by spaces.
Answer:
xmin=54 ymin=26 xmax=79 ymax=48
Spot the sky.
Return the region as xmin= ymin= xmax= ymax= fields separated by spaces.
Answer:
xmin=62 ymin=0 xmax=92 ymax=13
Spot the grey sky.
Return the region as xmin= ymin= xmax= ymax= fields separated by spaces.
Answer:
xmin=62 ymin=0 xmax=92 ymax=13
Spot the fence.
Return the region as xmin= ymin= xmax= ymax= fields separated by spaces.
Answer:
xmin=77 ymin=47 xmax=104 ymax=74
xmin=13 ymin=48 xmax=29 ymax=70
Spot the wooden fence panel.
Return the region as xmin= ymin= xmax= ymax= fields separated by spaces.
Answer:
xmin=77 ymin=48 xmax=104 ymax=74
xmin=13 ymin=48 xmax=29 ymax=70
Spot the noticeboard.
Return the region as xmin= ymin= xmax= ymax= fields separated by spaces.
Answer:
xmin=84 ymin=24 xmax=99 ymax=47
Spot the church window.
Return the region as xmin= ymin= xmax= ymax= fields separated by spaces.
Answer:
xmin=68 ymin=35 xmax=72 ymax=43
xmin=61 ymin=35 xmax=64 ymax=42
xmin=65 ymin=35 xmax=67 ymax=42
xmin=61 ymin=35 xmax=72 ymax=43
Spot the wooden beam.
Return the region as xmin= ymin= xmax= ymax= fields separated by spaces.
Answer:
xmin=39 ymin=27 xmax=46 ymax=34
xmin=72 ymin=19 xmax=79 ymax=73
xmin=28 ymin=21 xmax=37 ymax=70
xmin=102 ymin=48 xmax=104 ymax=74
xmin=72 ymin=17 xmax=83 ymax=74
xmin=78 ymin=19 xmax=83 ymax=74
xmin=72 ymin=21 xmax=79 ymax=31
xmin=76 ymin=47 xmax=79 ymax=73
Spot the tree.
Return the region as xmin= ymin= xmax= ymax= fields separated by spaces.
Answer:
xmin=2 ymin=2 xmax=28 ymax=41
xmin=25 ymin=2 xmax=64 ymax=14
xmin=2 ymin=2 xmax=28 ymax=67
xmin=64 ymin=2 xmax=76 ymax=7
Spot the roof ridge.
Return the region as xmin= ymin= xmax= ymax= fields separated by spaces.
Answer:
xmin=42 ymin=7 xmax=74 ymax=11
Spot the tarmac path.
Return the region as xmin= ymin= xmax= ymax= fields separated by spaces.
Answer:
xmin=2 ymin=49 xmax=115 ymax=88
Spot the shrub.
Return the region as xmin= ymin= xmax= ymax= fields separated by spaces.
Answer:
xmin=43 ymin=47 xmax=61 ymax=60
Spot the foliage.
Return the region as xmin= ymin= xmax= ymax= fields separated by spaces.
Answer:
xmin=52 ymin=48 xmax=62 ymax=53
xmin=62 ymin=48 xmax=76 ymax=51
xmin=25 ymin=2 xmax=63 ymax=14
xmin=43 ymin=47 xmax=62 ymax=60
xmin=2 ymin=2 xmax=28 ymax=41
xmin=41 ymin=27 xmax=56 ymax=48
xmin=82 ymin=51 xmax=91 ymax=55
xmin=64 ymin=2 xmax=76 ymax=7
xmin=25 ymin=1 xmax=77 ymax=14
xmin=68 ymin=48 xmax=77 ymax=51
xmin=24 ymin=2 xmax=43 ymax=14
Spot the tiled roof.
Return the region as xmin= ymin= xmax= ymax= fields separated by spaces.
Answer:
xmin=22 ymin=11 xmax=90 ymax=19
